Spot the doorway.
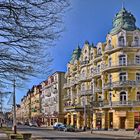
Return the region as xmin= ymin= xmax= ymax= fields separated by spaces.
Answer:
xmin=109 ymin=112 xmax=113 ymax=129
xmin=120 ymin=117 xmax=126 ymax=129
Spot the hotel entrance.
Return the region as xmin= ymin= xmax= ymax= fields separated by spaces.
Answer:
xmin=120 ymin=117 xmax=126 ymax=129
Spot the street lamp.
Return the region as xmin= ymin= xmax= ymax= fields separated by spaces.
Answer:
xmin=83 ymin=96 xmax=86 ymax=131
xmin=12 ymin=79 xmax=16 ymax=134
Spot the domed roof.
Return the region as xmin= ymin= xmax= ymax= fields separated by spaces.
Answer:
xmin=110 ymin=7 xmax=137 ymax=35
xmin=70 ymin=46 xmax=81 ymax=64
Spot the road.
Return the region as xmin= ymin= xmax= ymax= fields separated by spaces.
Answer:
xmin=16 ymin=125 xmax=135 ymax=140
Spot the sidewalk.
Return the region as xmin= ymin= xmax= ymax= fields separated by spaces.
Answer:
xmin=0 ymin=130 xmax=8 ymax=140
xmin=82 ymin=129 xmax=135 ymax=138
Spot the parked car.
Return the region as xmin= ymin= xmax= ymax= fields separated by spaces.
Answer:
xmin=53 ymin=122 xmax=64 ymax=130
xmin=29 ymin=122 xmax=38 ymax=127
xmin=17 ymin=121 xmax=23 ymax=125
xmin=64 ymin=125 xmax=75 ymax=132
xmin=58 ymin=124 xmax=75 ymax=132
xmin=57 ymin=124 xmax=66 ymax=131
xmin=24 ymin=121 xmax=29 ymax=126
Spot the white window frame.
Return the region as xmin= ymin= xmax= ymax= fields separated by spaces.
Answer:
xmin=135 ymin=55 xmax=140 ymax=64
xmin=119 ymin=72 xmax=127 ymax=82
xmin=119 ymin=54 xmax=127 ymax=66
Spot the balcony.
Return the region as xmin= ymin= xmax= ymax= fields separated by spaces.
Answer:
xmin=102 ymin=60 xmax=140 ymax=72
xmin=94 ymin=54 xmax=102 ymax=62
xmin=94 ymin=87 xmax=102 ymax=93
xmin=63 ymin=94 xmax=71 ymax=101
xmin=80 ymin=60 xmax=90 ymax=67
xmin=104 ymin=43 xmax=140 ymax=54
xmin=103 ymin=101 xmax=140 ymax=108
xmin=104 ymin=80 xmax=140 ymax=90
xmin=78 ymin=74 xmax=92 ymax=82
xmin=63 ymin=82 xmax=71 ymax=89
xmin=80 ymin=89 xmax=92 ymax=96
xmin=90 ymin=101 xmax=103 ymax=108
xmin=104 ymin=45 xmax=114 ymax=53
xmin=64 ymin=103 xmax=84 ymax=111
xmin=92 ymin=68 xmax=101 ymax=78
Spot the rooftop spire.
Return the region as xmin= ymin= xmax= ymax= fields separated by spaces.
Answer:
xmin=122 ymin=0 xmax=125 ymax=9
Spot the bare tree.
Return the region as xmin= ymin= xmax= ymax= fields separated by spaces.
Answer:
xmin=0 ymin=0 xmax=70 ymax=83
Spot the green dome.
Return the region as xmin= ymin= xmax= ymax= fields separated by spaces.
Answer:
xmin=110 ymin=8 xmax=137 ymax=35
xmin=70 ymin=46 xmax=81 ymax=64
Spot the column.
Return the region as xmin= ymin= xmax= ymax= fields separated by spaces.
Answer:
xmin=102 ymin=111 xmax=105 ymax=130
xmin=101 ymin=75 xmax=105 ymax=100
xmin=126 ymin=112 xmax=134 ymax=130
xmin=77 ymin=112 xmax=80 ymax=129
xmin=77 ymin=85 xmax=80 ymax=104
xmin=113 ymin=112 xmax=119 ymax=130
xmin=70 ymin=113 xmax=74 ymax=126
xmin=93 ymin=113 xmax=96 ymax=129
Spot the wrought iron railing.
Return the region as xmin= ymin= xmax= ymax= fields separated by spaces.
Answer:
xmin=102 ymin=60 xmax=140 ymax=71
xmin=104 ymin=80 xmax=140 ymax=89
xmin=80 ymin=89 xmax=92 ymax=96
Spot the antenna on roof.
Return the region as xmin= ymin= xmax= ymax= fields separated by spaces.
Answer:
xmin=122 ymin=0 xmax=125 ymax=9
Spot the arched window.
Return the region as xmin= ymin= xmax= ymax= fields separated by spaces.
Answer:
xmin=119 ymin=55 xmax=126 ymax=66
xmin=91 ymin=68 xmax=94 ymax=74
xmin=118 ymin=36 xmax=125 ymax=46
xmin=81 ymin=83 xmax=85 ymax=91
xmin=109 ymin=58 xmax=112 ymax=67
xmin=84 ymin=56 xmax=88 ymax=61
xmin=109 ymin=92 xmax=112 ymax=105
xmin=82 ymin=70 xmax=85 ymax=77
xmin=98 ymin=95 xmax=102 ymax=101
xmin=134 ymin=36 xmax=139 ymax=46
xmin=109 ymin=74 xmax=112 ymax=83
xmin=137 ymin=92 xmax=140 ymax=101
xmin=97 ymin=65 xmax=100 ymax=73
xmin=120 ymin=91 xmax=127 ymax=104
xmin=97 ymin=48 xmax=102 ymax=55
xmin=108 ymin=40 xmax=111 ymax=45
xmin=91 ymin=53 xmax=93 ymax=60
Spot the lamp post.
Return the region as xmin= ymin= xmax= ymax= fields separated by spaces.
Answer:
xmin=83 ymin=96 xmax=86 ymax=131
xmin=12 ymin=79 xmax=16 ymax=134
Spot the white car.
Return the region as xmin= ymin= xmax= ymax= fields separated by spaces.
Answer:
xmin=53 ymin=122 xmax=63 ymax=130
xmin=29 ymin=122 xmax=38 ymax=127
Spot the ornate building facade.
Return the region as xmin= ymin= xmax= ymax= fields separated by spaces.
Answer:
xmin=64 ymin=7 xmax=140 ymax=130
xmin=41 ymin=71 xmax=66 ymax=126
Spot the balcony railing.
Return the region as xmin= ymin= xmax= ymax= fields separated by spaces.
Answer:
xmin=104 ymin=43 xmax=140 ymax=53
xmin=81 ymin=60 xmax=90 ymax=66
xmin=103 ymin=101 xmax=140 ymax=108
xmin=63 ymin=94 xmax=71 ymax=100
xmin=102 ymin=60 xmax=140 ymax=71
xmin=91 ymin=100 xmax=140 ymax=108
xmin=95 ymin=53 xmax=102 ymax=58
xmin=104 ymin=80 xmax=140 ymax=90
xmin=63 ymin=82 xmax=71 ymax=89
xmin=78 ymin=74 xmax=92 ymax=81
xmin=104 ymin=45 xmax=114 ymax=52
xmin=80 ymin=89 xmax=92 ymax=96
xmin=92 ymin=68 xmax=101 ymax=77
xmin=94 ymin=87 xmax=102 ymax=93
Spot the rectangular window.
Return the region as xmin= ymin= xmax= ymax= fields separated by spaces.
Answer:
xmin=119 ymin=55 xmax=126 ymax=66
xmin=119 ymin=72 xmax=127 ymax=82
xmin=136 ymin=55 xmax=140 ymax=64
xmin=137 ymin=92 xmax=140 ymax=101
xmin=136 ymin=73 xmax=140 ymax=81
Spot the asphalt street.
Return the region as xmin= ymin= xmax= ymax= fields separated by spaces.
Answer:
xmin=16 ymin=125 xmax=136 ymax=140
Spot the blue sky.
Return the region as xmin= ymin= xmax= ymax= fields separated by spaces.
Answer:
xmin=15 ymin=0 xmax=140 ymax=104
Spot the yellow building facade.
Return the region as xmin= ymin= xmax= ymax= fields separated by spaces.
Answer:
xmin=64 ymin=7 xmax=140 ymax=130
